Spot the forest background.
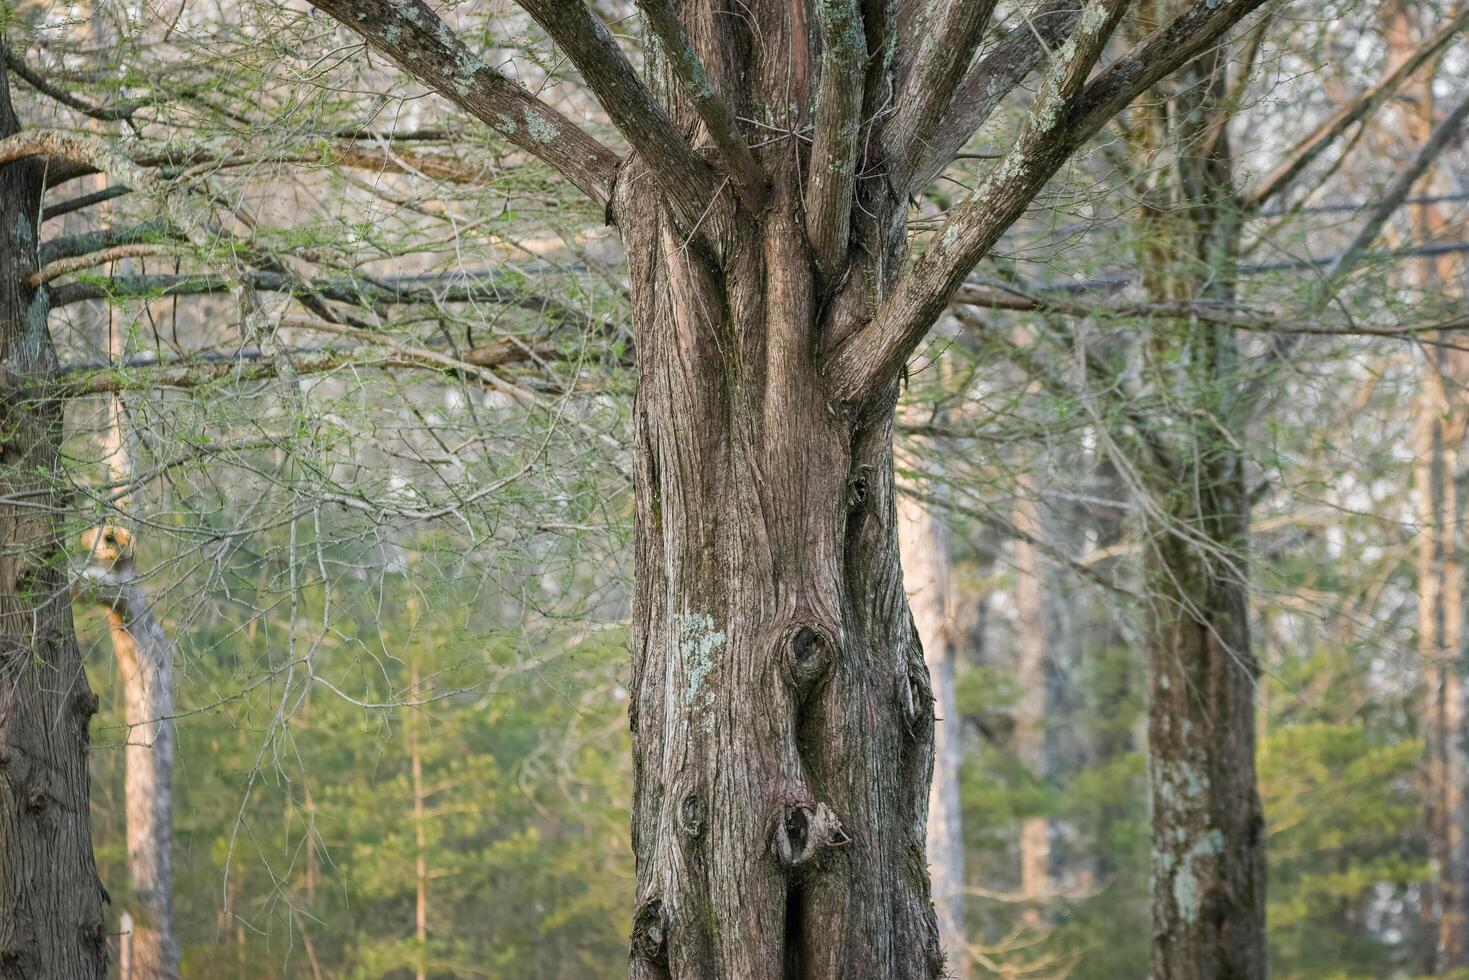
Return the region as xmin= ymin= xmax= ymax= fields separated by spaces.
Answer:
xmin=3 ymin=0 xmax=1467 ymax=976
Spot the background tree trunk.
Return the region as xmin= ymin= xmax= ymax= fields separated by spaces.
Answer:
xmin=1012 ymin=479 xmax=1052 ymax=913
xmin=0 ymin=46 xmax=109 ymax=980
xmin=92 ymin=565 xmax=177 ymax=980
xmin=1135 ymin=49 xmax=1267 ymax=979
xmin=897 ymin=492 xmax=966 ymax=975
xmin=1386 ymin=4 xmax=1469 ymax=970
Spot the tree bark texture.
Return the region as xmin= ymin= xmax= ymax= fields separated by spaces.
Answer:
xmin=0 ymin=49 xmax=109 ymax=980
xmin=1144 ymin=466 xmax=1265 ymax=980
xmin=621 ymin=165 xmax=943 ymax=976
xmin=896 ymin=492 xmax=965 ymax=975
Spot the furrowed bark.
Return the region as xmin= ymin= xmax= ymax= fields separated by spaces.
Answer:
xmin=635 ymin=0 xmax=765 ymax=210
xmin=0 ymin=47 xmax=108 ymax=980
xmin=882 ymin=0 xmax=996 ymax=189
xmin=804 ymin=0 xmax=866 ymax=288
xmin=515 ymin=0 xmax=716 ymax=225
xmin=621 ymin=135 xmax=941 ymax=974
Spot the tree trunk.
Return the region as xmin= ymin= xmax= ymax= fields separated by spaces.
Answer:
xmin=0 ymin=47 xmax=109 ymax=980
xmin=1011 ymin=481 xmax=1051 ymax=911
xmin=410 ymin=658 xmax=429 ymax=980
xmin=1387 ymin=4 xmax=1469 ymax=968
xmin=897 ymin=492 xmax=965 ymax=976
xmin=1144 ymin=463 xmax=1266 ymax=980
xmin=1137 ymin=51 xmax=1266 ymax=980
xmin=1416 ymin=364 xmax=1468 ymax=972
xmin=621 ymin=147 xmax=943 ymax=974
xmin=95 ymin=569 xmax=178 ymax=980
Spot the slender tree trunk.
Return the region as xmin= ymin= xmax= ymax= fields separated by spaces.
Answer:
xmin=897 ymin=492 xmax=965 ymax=975
xmin=1416 ymin=363 xmax=1468 ymax=972
xmin=410 ymin=659 xmax=429 ymax=980
xmin=1138 ymin=52 xmax=1266 ymax=980
xmin=0 ymin=47 xmax=109 ymax=980
xmin=78 ymin=301 xmax=180 ymax=979
xmin=92 ymin=568 xmax=178 ymax=980
xmin=1144 ymin=463 xmax=1265 ymax=980
xmin=1011 ymin=481 xmax=1051 ymax=911
xmin=1386 ymin=4 xmax=1469 ymax=967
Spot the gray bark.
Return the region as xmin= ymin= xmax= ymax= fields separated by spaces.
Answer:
xmin=0 ymin=44 xmax=109 ymax=980
xmin=1138 ymin=51 xmax=1266 ymax=980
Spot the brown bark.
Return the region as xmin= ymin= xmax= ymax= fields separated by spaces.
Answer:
xmin=621 ymin=159 xmax=943 ymax=975
xmin=0 ymin=45 xmax=109 ymax=980
xmin=896 ymin=492 xmax=965 ymax=975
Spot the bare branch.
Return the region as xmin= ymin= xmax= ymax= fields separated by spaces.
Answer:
xmin=635 ymin=0 xmax=765 ymax=209
xmin=911 ymin=1 xmax=1081 ymax=194
xmin=953 ymin=284 xmax=1469 ymax=339
xmin=824 ymin=0 xmax=1270 ymax=407
xmin=306 ymin=0 xmax=620 ymax=207
xmin=49 ymin=270 xmax=594 ymax=330
xmin=42 ymin=186 xmax=130 ymax=221
xmin=52 ymin=333 xmax=609 ymax=397
xmin=1242 ymin=8 xmax=1469 ymax=211
xmin=805 ymin=0 xmax=867 ymax=284
xmin=1325 ymin=82 xmax=1469 ymax=285
xmin=514 ymin=0 xmax=715 ymax=223
xmin=5 ymin=45 xmax=145 ymax=122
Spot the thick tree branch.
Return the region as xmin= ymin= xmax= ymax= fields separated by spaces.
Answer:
xmin=52 ymin=331 xmax=615 ymax=397
xmin=39 ymin=219 xmax=179 ymax=265
xmin=514 ymin=0 xmax=715 ymax=223
xmin=805 ymin=0 xmax=867 ymax=284
xmin=911 ymin=1 xmax=1082 ymax=193
xmin=635 ymin=0 xmax=765 ymax=209
xmin=883 ymin=0 xmax=998 ymax=189
xmin=1242 ymin=8 xmax=1469 ymax=211
xmin=306 ymin=0 xmax=620 ymax=207
xmin=824 ymin=0 xmax=1270 ymax=407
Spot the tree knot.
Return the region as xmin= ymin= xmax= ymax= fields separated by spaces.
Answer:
xmin=770 ymin=801 xmax=850 ymax=869
xmin=630 ymin=896 xmax=669 ymax=966
xmin=783 ymin=622 xmax=837 ymax=698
